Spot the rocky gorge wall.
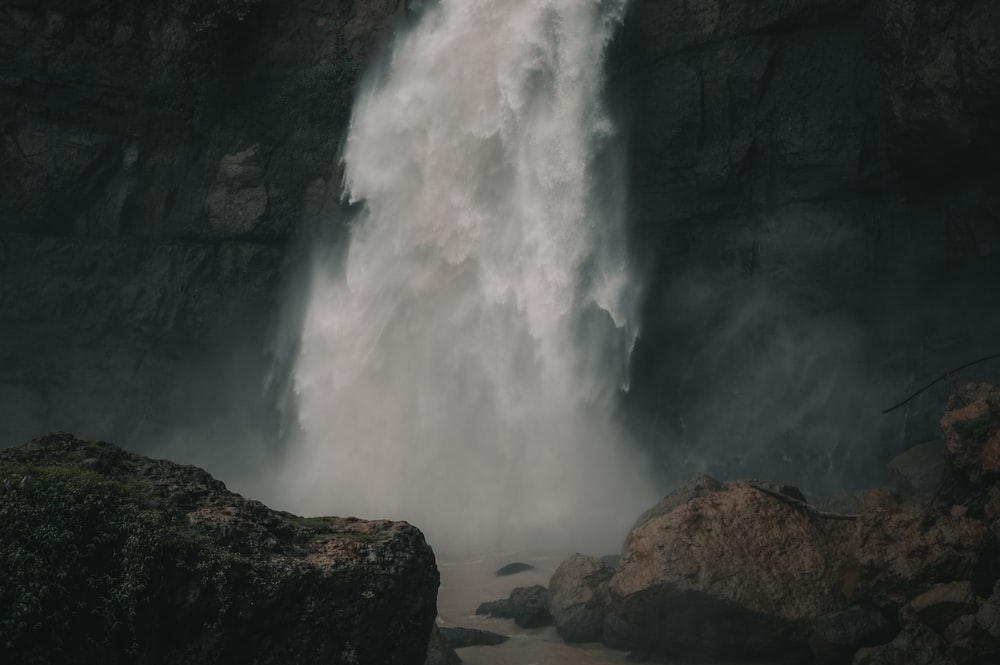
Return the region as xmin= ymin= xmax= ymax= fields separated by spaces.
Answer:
xmin=614 ymin=0 xmax=1000 ymax=487
xmin=1 ymin=0 xmax=998 ymax=491
xmin=0 ymin=0 xmax=410 ymax=468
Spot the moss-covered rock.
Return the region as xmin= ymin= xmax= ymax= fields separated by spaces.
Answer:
xmin=0 ymin=433 xmax=438 ymax=665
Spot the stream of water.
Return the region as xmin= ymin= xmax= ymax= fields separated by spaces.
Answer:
xmin=281 ymin=0 xmax=655 ymax=553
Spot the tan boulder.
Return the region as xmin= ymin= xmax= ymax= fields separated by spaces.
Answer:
xmin=851 ymin=503 xmax=990 ymax=608
xmin=609 ymin=479 xmax=856 ymax=660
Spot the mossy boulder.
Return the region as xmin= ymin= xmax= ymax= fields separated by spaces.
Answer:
xmin=0 ymin=433 xmax=438 ymax=665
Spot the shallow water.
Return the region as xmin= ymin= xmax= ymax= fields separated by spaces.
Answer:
xmin=435 ymin=551 xmax=630 ymax=665
xmin=435 ymin=551 xmax=779 ymax=665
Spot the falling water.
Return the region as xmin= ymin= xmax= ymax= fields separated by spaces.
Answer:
xmin=280 ymin=0 xmax=655 ymax=552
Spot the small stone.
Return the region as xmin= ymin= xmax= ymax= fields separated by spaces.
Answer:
xmin=495 ymin=562 xmax=534 ymax=577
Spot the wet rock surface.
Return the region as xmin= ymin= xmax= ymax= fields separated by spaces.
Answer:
xmin=0 ymin=433 xmax=439 ymax=665
xmin=0 ymin=0 xmax=406 ymax=449
xmin=476 ymin=584 xmax=553 ymax=629
xmin=610 ymin=480 xmax=856 ymax=661
xmin=551 ymin=384 xmax=1000 ymax=664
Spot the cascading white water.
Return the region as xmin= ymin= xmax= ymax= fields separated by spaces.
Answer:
xmin=280 ymin=0 xmax=655 ymax=552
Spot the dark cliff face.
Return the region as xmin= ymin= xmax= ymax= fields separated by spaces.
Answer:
xmin=0 ymin=0 xmax=406 ymax=462
xmin=1 ymin=0 xmax=998 ymax=491
xmin=613 ymin=0 xmax=1000 ymax=487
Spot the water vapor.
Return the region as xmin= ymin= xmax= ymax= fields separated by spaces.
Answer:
xmin=274 ymin=0 xmax=655 ymax=553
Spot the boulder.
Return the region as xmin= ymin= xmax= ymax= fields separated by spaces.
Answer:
xmin=0 ymin=434 xmax=439 ymax=665
xmin=475 ymin=585 xmax=553 ymax=628
xmin=609 ymin=478 xmax=856 ymax=661
xmin=941 ymin=383 xmax=1000 ymax=486
xmin=548 ymin=554 xmax=614 ymax=643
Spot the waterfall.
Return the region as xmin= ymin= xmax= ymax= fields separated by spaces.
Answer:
xmin=281 ymin=0 xmax=654 ymax=552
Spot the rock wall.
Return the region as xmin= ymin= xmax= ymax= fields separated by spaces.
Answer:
xmin=1 ymin=0 xmax=998 ymax=491
xmin=614 ymin=0 xmax=1000 ymax=486
xmin=0 ymin=0 xmax=407 ymax=458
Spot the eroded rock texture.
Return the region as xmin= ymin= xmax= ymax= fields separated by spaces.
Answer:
xmin=581 ymin=386 xmax=1000 ymax=663
xmin=0 ymin=433 xmax=439 ymax=665
xmin=615 ymin=0 xmax=1000 ymax=483
xmin=0 ymin=0 xmax=406 ymax=454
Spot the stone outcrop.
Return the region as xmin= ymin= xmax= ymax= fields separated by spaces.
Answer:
xmin=0 ymin=0 xmax=408 ymax=450
xmin=618 ymin=0 xmax=1000 ymax=483
xmin=600 ymin=476 xmax=1000 ymax=662
xmin=609 ymin=480 xmax=857 ymax=661
xmin=561 ymin=385 xmax=1000 ymax=663
xmin=0 ymin=433 xmax=439 ymax=665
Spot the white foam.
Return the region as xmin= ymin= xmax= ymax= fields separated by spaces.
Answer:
xmin=281 ymin=0 xmax=655 ymax=553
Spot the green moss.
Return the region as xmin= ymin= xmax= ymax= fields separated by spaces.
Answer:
xmin=282 ymin=514 xmax=376 ymax=544
xmin=0 ymin=456 xmax=286 ymax=663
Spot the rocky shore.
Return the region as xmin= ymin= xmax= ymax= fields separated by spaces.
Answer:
xmin=3 ymin=383 xmax=1000 ymax=664
xmin=466 ymin=383 xmax=1000 ymax=664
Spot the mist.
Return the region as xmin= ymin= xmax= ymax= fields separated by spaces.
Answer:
xmin=255 ymin=0 xmax=658 ymax=554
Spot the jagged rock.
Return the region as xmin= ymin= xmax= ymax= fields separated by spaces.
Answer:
xmin=548 ymin=554 xmax=614 ymax=643
xmin=941 ymin=383 xmax=1000 ymax=486
xmin=609 ymin=478 xmax=856 ymax=661
xmin=888 ymin=440 xmax=947 ymax=494
xmin=852 ymin=501 xmax=991 ymax=608
xmin=808 ymin=606 xmax=894 ymax=665
xmin=438 ymin=627 xmax=509 ymax=648
xmin=0 ymin=434 xmax=439 ymax=665
xmin=476 ymin=585 xmax=552 ymax=629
